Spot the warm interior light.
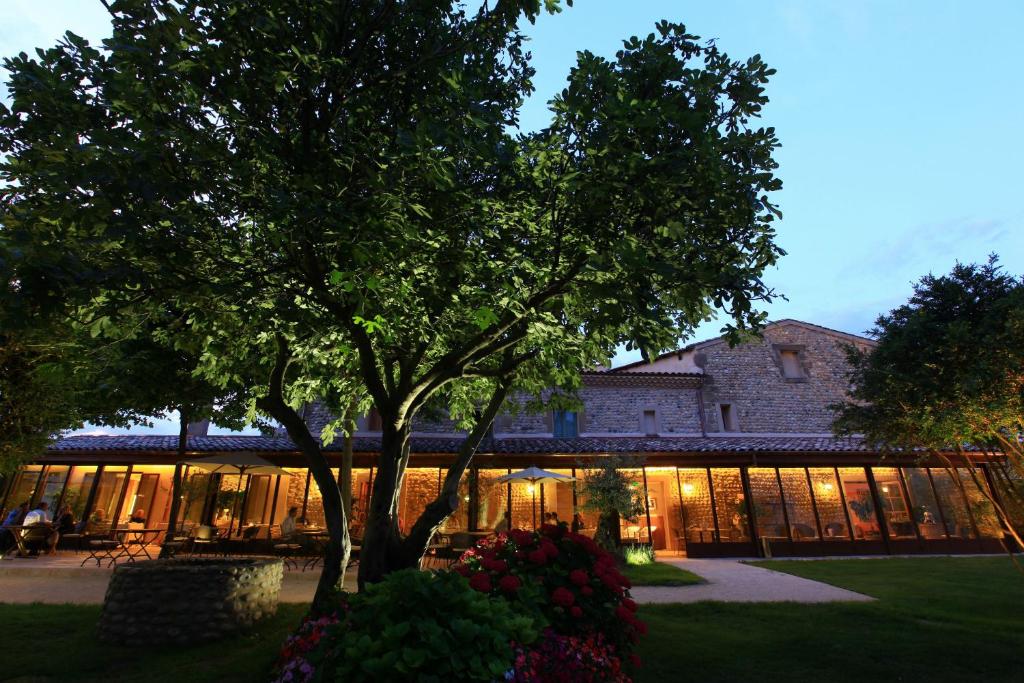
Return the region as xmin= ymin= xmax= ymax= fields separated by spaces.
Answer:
xmin=822 ymin=483 xmax=834 ymax=493
xmin=881 ymin=486 xmax=890 ymax=493
xmin=463 ymin=494 xmax=470 ymax=502
xmin=526 ymin=484 xmax=535 ymax=495
xmin=682 ymin=483 xmax=695 ymax=497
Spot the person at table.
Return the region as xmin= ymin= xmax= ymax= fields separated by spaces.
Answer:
xmin=0 ymin=502 xmax=29 ymax=552
xmin=55 ymin=505 xmax=76 ymax=535
xmin=2 ymin=501 xmax=29 ymax=529
xmin=23 ymin=502 xmax=59 ymax=554
xmin=129 ymin=508 xmax=147 ymax=525
xmin=280 ymin=506 xmax=299 ymax=540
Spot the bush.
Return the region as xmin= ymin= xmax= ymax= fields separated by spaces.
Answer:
xmin=273 ymin=570 xmax=537 ymax=682
xmin=452 ymin=524 xmax=646 ymax=660
xmin=508 ymin=628 xmax=634 ymax=682
xmin=623 ymin=544 xmax=655 ymax=566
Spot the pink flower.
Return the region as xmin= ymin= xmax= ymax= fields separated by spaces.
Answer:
xmin=622 ymin=598 xmax=638 ymax=612
xmin=570 ymin=606 xmax=583 ymax=618
xmin=581 ymin=585 xmax=594 ymax=596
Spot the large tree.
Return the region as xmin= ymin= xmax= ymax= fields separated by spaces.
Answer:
xmin=1 ymin=0 xmax=784 ymax=599
xmin=834 ymin=257 xmax=1024 ymax=549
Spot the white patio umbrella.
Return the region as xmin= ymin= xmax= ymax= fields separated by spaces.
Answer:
xmin=184 ymin=454 xmax=293 ymax=536
xmin=496 ymin=466 xmax=575 ymax=529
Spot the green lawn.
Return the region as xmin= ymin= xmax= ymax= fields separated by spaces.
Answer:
xmin=623 ymin=561 xmax=704 ymax=586
xmin=0 ymin=602 xmax=306 ymax=682
xmin=3 ymin=557 xmax=1021 ymax=681
xmin=636 ymin=556 xmax=1024 ymax=683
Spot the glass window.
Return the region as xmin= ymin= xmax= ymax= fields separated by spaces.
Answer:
xmin=957 ymin=469 xmax=1002 ymax=538
xmin=214 ymin=474 xmax=246 ymax=532
xmin=573 ymin=469 xmax=601 ymax=536
xmin=929 ymin=468 xmax=975 ymax=539
xmin=4 ymin=466 xmax=42 ymax=512
xmin=553 ymin=410 xmax=578 ymax=438
xmin=779 ymin=469 xmax=818 ymax=540
xmin=544 ymin=469 xmax=575 ymax=528
xmin=477 ymin=469 xmax=508 ymax=532
xmin=838 ymin=467 xmax=880 ymax=540
xmin=243 ymin=475 xmax=274 ymax=528
xmin=36 ymin=466 xmax=70 ymax=509
xmin=642 ymin=411 xmax=657 ymax=436
xmin=120 ymin=472 xmax=160 ymax=526
xmin=399 ymin=468 xmax=439 ymax=534
xmin=808 ymin=468 xmax=849 ymax=540
xmin=677 ymin=469 xmax=716 ymax=544
xmin=902 ymin=468 xmax=945 ymax=540
xmin=711 ymin=468 xmax=750 ymax=542
xmin=719 ymin=404 xmax=739 ymax=432
xmin=61 ymin=466 xmax=98 ymax=523
xmin=92 ymin=468 xmax=130 ymax=527
xmin=873 ymin=467 xmax=915 ymax=539
xmin=511 ymin=476 xmax=539 ymax=530
xmin=780 ymin=350 xmax=804 ymax=378
xmin=748 ymin=468 xmax=787 ymax=540
xmin=348 ymin=468 xmax=372 ymax=539
xmin=617 ymin=467 xmax=647 ymax=543
xmin=178 ymin=471 xmax=211 ymax=527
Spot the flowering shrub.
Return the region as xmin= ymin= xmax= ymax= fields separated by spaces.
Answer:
xmin=273 ymin=569 xmax=537 ymax=682
xmin=508 ymin=629 xmax=632 ymax=682
xmin=453 ymin=524 xmax=646 ymax=659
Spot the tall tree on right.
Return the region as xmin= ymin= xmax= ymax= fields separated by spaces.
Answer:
xmin=834 ymin=257 xmax=1024 ymax=548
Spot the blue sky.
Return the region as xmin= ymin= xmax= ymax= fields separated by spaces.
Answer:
xmin=3 ymin=1 xmax=1022 ymax=434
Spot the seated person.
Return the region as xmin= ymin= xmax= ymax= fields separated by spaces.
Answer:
xmin=55 ymin=505 xmax=76 ymax=535
xmin=280 ymin=506 xmax=299 ymax=540
xmin=2 ymin=502 xmax=29 ymax=529
xmin=129 ymin=508 xmax=147 ymax=524
xmin=23 ymin=501 xmax=52 ymax=526
xmin=1 ymin=502 xmax=30 ymax=552
xmin=22 ymin=502 xmax=58 ymax=554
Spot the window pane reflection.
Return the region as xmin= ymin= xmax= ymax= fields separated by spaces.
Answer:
xmin=749 ymin=468 xmax=787 ymax=540
xmin=808 ymin=468 xmax=848 ymax=539
xmin=711 ymin=469 xmax=749 ymax=542
xmin=779 ymin=469 xmax=818 ymax=540
xmin=873 ymin=467 xmax=914 ymax=539
xmin=902 ymin=468 xmax=945 ymax=540
xmin=838 ymin=467 xmax=880 ymax=540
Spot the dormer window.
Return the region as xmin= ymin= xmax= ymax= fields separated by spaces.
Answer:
xmin=553 ymin=410 xmax=578 ymax=438
xmin=773 ymin=344 xmax=808 ymax=381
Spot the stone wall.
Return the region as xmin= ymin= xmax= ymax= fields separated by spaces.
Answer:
xmin=98 ymin=558 xmax=283 ymax=644
xmin=700 ymin=322 xmax=871 ymax=433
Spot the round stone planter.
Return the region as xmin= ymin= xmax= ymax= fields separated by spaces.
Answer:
xmin=98 ymin=557 xmax=284 ymax=644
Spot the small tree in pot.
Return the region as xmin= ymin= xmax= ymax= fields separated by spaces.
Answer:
xmin=578 ymin=457 xmax=646 ymax=555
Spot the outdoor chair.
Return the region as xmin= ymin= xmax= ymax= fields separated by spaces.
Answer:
xmin=81 ymin=530 xmax=123 ymax=567
xmin=271 ymin=525 xmax=302 ymax=570
xmin=189 ymin=525 xmax=221 ymax=557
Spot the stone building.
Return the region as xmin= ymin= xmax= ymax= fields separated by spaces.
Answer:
xmin=1 ymin=320 xmax=1010 ymax=559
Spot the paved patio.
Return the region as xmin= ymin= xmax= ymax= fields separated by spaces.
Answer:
xmin=0 ymin=552 xmax=872 ymax=605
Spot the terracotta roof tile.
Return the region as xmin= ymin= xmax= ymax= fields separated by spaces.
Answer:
xmin=48 ymin=433 xmax=877 ymax=455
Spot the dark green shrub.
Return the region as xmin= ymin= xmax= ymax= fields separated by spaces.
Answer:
xmin=275 ymin=569 xmax=537 ymax=682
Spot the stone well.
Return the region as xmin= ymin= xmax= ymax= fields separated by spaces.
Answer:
xmin=98 ymin=557 xmax=284 ymax=644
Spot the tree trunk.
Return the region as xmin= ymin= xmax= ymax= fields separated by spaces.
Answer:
xmin=258 ymin=340 xmax=349 ymax=610
xmin=340 ymin=399 xmax=357 ymax=522
xmin=159 ymin=406 xmax=190 ymax=559
xmin=358 ymin=382 xmax=510 ymax=588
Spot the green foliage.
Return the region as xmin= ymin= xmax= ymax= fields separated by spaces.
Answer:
xmin=579 ymin=457 xmax=647 ymax=522
xmin=834 ymin=256 xmax=1024 ymax=451
xmin=314 ymin=570 xmax=536 ymax=682
xmin=623 ymin=544 xmax=656 ymax=566
xmin=0 ymin=0 xmax=784 ymax=580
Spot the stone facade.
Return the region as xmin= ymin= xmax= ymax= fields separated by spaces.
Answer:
xmin=698 ymin=321 xmax=872 ymax=434
xmin=295 ymin=320 xmax=871 ymax=439
xmin=98 ymin=558 xmax=283 ymax=644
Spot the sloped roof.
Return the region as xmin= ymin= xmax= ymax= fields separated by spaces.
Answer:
xmin=610 ymin=318 xmax=875 ymax=373
xmin=48 ymin=433 xmax=877 ymax=455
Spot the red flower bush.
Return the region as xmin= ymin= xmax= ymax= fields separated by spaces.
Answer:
xmin=509 ymin=629 xmax=631 ymax=682
xmin=452 ymin=523 xmax=645 ymax=660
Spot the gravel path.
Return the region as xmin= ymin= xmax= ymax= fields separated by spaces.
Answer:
xmin=630 ymin=557 xmax=874 ymax=604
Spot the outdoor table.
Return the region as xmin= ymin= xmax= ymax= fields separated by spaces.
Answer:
xmin=300 ymin=532 xmax=331 ymax=571
xmin=1 ymin=525 xmax=30 ymax=559
xmin=108 ymin=528 xmax=162 ymax=566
